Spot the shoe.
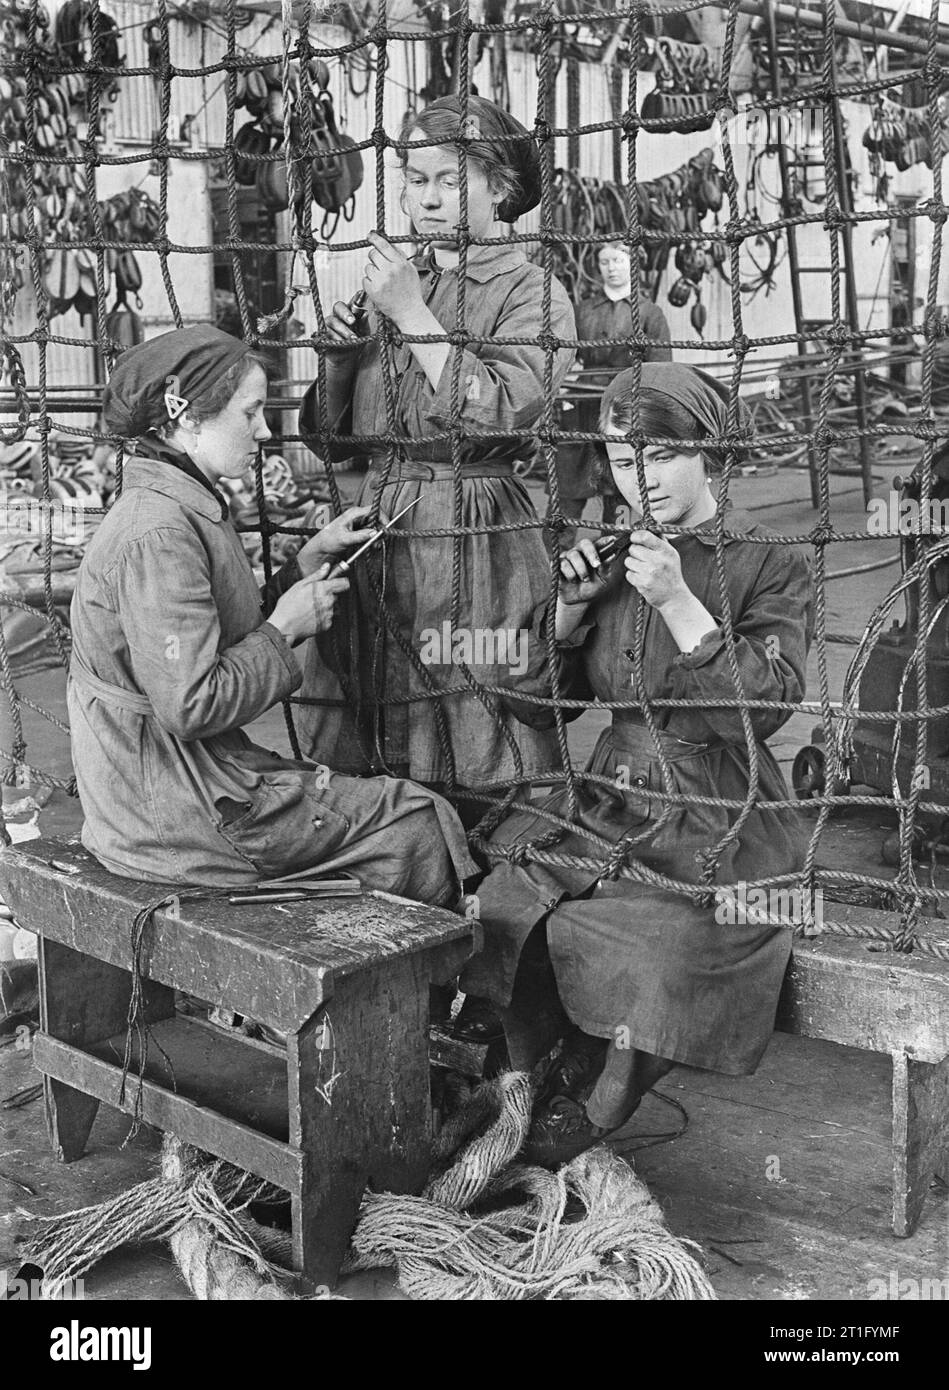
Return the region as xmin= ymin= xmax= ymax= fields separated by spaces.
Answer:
xmin=534 ymin=1027 xmax=607 ymax=1108
xmin=445 ymin=994 xmax=505 ymax=1044
xmin=521 ymin=1095 xmax=614 ymax=1168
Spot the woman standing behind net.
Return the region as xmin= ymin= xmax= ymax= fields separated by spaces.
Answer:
xmin=298 ymin=96 xmax=576 ymax=817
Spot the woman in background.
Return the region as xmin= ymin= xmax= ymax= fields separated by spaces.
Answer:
xmin=551 ymin=242 xmax=672 ymax=545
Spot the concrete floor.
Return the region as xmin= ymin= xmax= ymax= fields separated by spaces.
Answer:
xmin=2 ymin=1022 xmax=946 ymax=1300
xmin=2 ymin=461 xmax=948 ymax=1300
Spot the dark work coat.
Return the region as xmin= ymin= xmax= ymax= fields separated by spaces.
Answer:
xmin=462 ymin=509 xmax=815 ymax=1075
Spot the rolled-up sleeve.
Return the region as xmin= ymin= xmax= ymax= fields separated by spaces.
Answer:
xmin=111 ymin=527 xmax=302 ymax=741
xmin=425 ymin=276 xmax=576 ymax=434
xmin=664 ymin=545 xmax=814 ymax=743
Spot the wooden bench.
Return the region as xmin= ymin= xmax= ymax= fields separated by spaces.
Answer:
xmin=777 ymin=903 xmax=949 ymax=1237
xmin=4 ymin=837 xmax=947 ymax=1257
xmin=0 ymin=837 xmax=477 ymax=1291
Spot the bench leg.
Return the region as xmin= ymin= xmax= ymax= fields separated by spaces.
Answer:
xmin=38 ymin=937 xmax=173 ymax=1163
xmin=43 ymin=1078 xmax=102 ymax=1164
xmin=287 ymin=955 xmax=434 ymax=1290
xmin=891 ymin=1050 xmax=949 ymax=1237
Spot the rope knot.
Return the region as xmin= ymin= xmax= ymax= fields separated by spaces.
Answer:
xmin=603 ymin=842 xmax=631 ymax=881
xmin=714 ymin=95 xmax=737 ymax=124
xmin=695 ymin=847 xmax=720 ymax=882
xmin=537 ymin=330 xmax=561 ymax=354
xmin=821 ymin=322 xmax=852 ymax=349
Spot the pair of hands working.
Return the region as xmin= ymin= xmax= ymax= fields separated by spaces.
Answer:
xmin=559 ymin=530 xmax=687 ymax=611
xmin=268 ymin=505 xmax=377 ymax=645
xmin=557 ymin=531 xmax=719 ymax=655
xmin=321 ymin=231 xmax=451 ymax=393
xmin=323 ymin=230 xmax=429 ymax=345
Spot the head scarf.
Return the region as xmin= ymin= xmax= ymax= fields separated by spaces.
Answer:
xmin=414 ymin=95 xmax=541 ymax=222
xmin=102 ymin=325 xmax=252 ymax=438
xmin=600 ymin=363 xmax=752 ymax=447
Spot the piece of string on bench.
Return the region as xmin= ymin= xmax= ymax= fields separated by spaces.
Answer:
xmin=1 ymin=0 xmax=948 ymax=961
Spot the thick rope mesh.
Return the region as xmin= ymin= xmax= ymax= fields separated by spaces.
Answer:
xmin=1 ymin=0 xmax=949 ymax=955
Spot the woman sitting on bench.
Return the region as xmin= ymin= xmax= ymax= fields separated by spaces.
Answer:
xmin=68 ymin=325 xmax=475 ymax=904
xmin=459 ymin=363 xmax=814 ymax=1166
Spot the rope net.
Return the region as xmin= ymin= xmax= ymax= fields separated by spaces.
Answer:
xmin=1 ymin=0 xmax=949 ymax=954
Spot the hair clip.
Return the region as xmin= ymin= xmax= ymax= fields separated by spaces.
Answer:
xmin=164 ymin=374 xmax=189 ymax=421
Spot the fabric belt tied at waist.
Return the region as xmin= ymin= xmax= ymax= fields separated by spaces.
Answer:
xmin=69 ymin=656 xmax=154 ymax=716
xmin=608 ymin=715 xmax=723 ymax=762
xmin=369 ymin=459 xmax=516 ymax=482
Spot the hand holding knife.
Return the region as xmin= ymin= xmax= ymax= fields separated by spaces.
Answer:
xmin=324 ymin=496 xmax=422 ymax=579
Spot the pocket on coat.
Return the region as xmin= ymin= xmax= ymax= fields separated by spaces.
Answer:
xmin=213 ymin=773 xmax=350 ymax=877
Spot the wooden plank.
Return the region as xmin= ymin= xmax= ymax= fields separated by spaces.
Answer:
xmin=289 ymin=954 xmax=435 ymax=1289
xmin=33 ymin=1033 xmax=301 ymax=1192
xmin=81 ymin=1016 xmax=292 ymax=1142
xmin=891 ymin=1051 xmax=949 ymax=1237
xmin=777 ymin=936 xmax=949 ymax=1061
xmin=40 ymin=938 xmax=173 ymax=1046
xmin=429 ymin=1026 xmax=491 ymax=1077
xmin=39 ymin=938 xmax=173 ymax=1163
xmin=0 ymin=838 xmax=475 ymax=1034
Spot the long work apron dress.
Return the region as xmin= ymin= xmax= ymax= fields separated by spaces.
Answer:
xmin=298 ymin=242 xmax=576 ymax=794
xmin=461 ymin=509 xmax=814 ymax=1126
xmin=68 ymin=451 xmax=475 ymax=900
